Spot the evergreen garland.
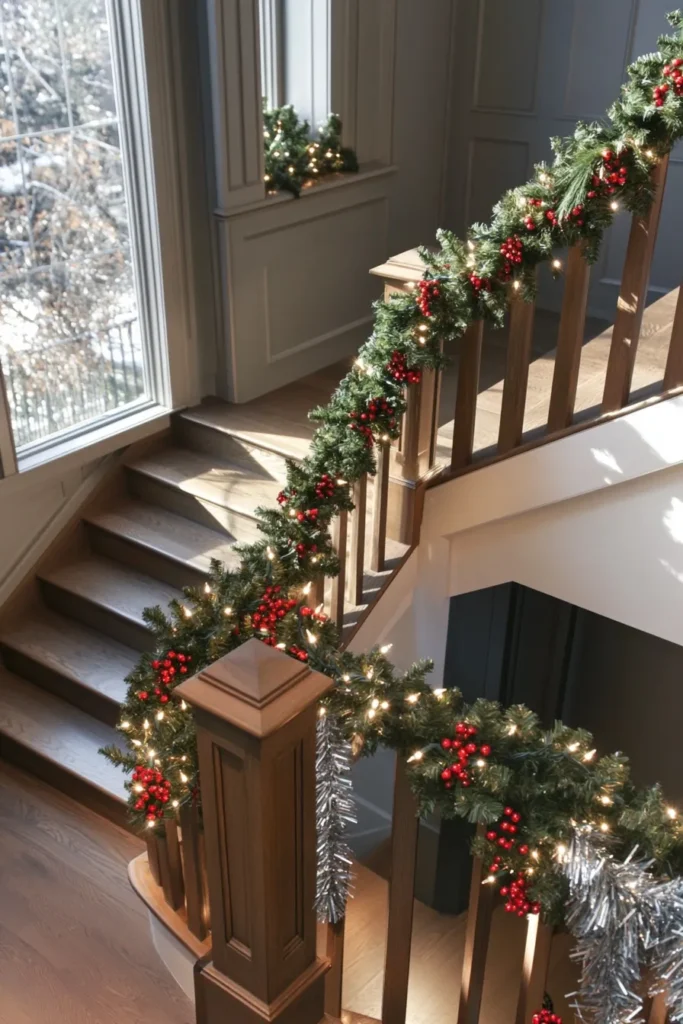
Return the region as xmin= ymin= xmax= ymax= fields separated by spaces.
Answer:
xmin=103 ymin=12 xmax=683 ymax=930
xmin=263 ymin=104 xmax=358 ymax=196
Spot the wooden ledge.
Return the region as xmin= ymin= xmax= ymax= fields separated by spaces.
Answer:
xmin=128 ymin=852 xmax=211 ymax=961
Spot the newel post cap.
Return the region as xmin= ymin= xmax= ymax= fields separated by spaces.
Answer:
xmin=175 ymin=639 xmax=333 ymax=738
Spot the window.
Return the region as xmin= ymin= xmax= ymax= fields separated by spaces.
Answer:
xmin=0 ymin=0 xmax=164 ymax=454
xmin=259 ymin=0 xmax=331 ymax=129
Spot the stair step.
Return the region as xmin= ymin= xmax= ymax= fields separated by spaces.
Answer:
xmin=174 ymin=408 xmax=294 ymax=481
xmin=85 ymin=499 xmax=240 ymax=590
xmin=38 ymin=555 xmax=182 ymax=652
xmin=177 ymin=399 xmax=312 ymax=464
xmin=126 ymin=447 xmax=281 ymax=542
xmin=0 ymin=668 xmax=128 ymax=827
xmin=0 ymin=610 xmax=136 ymax=726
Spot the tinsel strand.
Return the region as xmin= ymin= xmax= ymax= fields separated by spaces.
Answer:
xmin=314 ymin=712 xmax=356 ymax=923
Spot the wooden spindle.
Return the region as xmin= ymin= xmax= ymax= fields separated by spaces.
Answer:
xmin=381 ymin=755 xmax=420 ymax=1024
xmin=451 ymin=321 xmax=484 ymax=470
xmin=399 ymin=382 xmax=421 ymax=479
xmin=146 ymin=833 xmax=162 ymax=886
xmin=311 ymin=575 xmax=325 ymax=610
xmin=514 ymin=916 xmax=554 ymax=1024
xmin=602 ymin=155 xmax=670 ymax=413
xmin=157 ymin=817 xmax=185 ymax=911
xmin=330 ymin=510 xmax=348 ymax=629
xmin=347 ymin=475 xmax=367 ymax=606
xmin=645 ymin=992 xmax=669 ymax=1024
xmin=498 ymin=291 xmax=536 ymax=454
xmin=663 ymin=284 xmax=683 ymax=390
xmin=547 ymin=245 xmax=591 ymax=432
xmin=457 ymin=840 xmax=496 ymax=1024
xmin=323 ymin=917 xmax=346 ymax=1018
xmin=179 ymin=801 xmax=209 ymax=940
xmin=370 ymin=442 xmax=390 ymax=572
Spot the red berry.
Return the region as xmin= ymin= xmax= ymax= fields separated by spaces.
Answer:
xmin=486 ymin=830 xmax=497 ymax=842
xmin=480 ymin=744 xmax=491 ymax=756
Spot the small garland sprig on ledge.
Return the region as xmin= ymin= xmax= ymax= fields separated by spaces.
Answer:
xmin=263 ymin=103 xmax=358 ymax=196
xmin=103 ymin=9 xmax=683 ymax=952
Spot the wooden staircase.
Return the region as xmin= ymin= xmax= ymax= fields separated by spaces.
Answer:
xmin=0 ymin=399 xmax=366 ymax=828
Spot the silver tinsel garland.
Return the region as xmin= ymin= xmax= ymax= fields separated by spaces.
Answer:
xmin=314 ymin=711 xmax=356 ymax=924
xmin=563 ymin=828 xmax=683 ymax=1024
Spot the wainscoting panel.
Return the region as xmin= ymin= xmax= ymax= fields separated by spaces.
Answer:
xmin=219 ymin=171 xmax=394 ymax=402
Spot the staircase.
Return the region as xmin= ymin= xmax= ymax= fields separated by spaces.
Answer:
xmin=0 ymin=398 xmax=400 ymax=829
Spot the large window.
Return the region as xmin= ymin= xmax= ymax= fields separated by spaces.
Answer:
xmin=0 ymin=0 xmax=160 ymax=453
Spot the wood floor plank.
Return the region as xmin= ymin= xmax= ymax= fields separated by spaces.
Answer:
xmin=0 ymin=761 xmax=190 ymax=1024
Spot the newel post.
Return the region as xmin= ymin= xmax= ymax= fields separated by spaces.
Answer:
xmin=176 ymin=639 xmax=334 ymax=1024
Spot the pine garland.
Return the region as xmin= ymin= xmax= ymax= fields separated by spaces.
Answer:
xmin=103 ymin=12 xmax=683 ymax=931
xmin=263 ymin=104 xmax=358 ymax=196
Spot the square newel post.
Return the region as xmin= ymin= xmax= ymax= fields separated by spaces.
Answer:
xmin=175 ymin=639 xmax=334 ymax=1024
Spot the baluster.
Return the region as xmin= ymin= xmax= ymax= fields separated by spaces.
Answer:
xmin=146 ymin=833 xmax=162 ymax=886
xmin=157 ymin=816 xmax=185 ymax=911
xmin=323 ymin=917 xmax=346 ymax=1018
xmin=498 ymin=290 xmax=536 ymax=454
xmin=451 ymin=321 xmax=484 ymax=470
xmin=514 ymin=915 xmax=554 ymax=1024
xmin=371 ymin=441 xmax=390 ymax=572
xmin=347 ymin=474 xmax=367 ymax=606
xmin=381 ymin=755 xmax=420 ymax=1024
xmin=311 ymin=575 xmax=325 ymax=611
xmin=602 ymin=156 xmax=670 ymax=413
xmin=457 ymin=836 xmax=496 ymax=1024
xmin=663 ymin=283 xmax=683 ymax=390
xmin=547 ymin=244 xmax=591 ymax=432
xmin=329 ymin=510 xmax=348 ymax=629
xmin=0 ymin=363 xmax=17 ymax=478
xmin=646 ymin=993 xmax=669 ymax=1024
xmin=179 ymin=801 xmax=209 ymax=940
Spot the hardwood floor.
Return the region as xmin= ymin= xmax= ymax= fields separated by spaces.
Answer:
xmin=0 ymin=759 xmax=192 ymax=1024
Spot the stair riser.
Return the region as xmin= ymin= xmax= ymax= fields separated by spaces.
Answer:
xmin=0 ymin=645 xmax=120 ymax=727
xmin=126 ymin=470 xmax=262 ymax=543
xmin=86 ymin=523 xmax=207 ymax=592
xmin=39 ymin=579 xmax=152 ymax=653
xmin=173 ymin=416 xmax=291 ymax=481
xmin=0 ymin=733 xmax=129 ymax=830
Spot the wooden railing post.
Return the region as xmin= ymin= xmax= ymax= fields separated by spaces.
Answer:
xmin=547 ymin=244 xmax=591 ymax=432
xmin=514 ymin=916 xmax=554 ymax=1024
xmin=498 ymin=290 xmax=536 ymax=454
xmin=176 ymin=639 xmax=334 ymax=1024
xmin=457 ymin=835 xmax=496 ymax=1024
xmin=451 ymin=321 xmax=484 ymax=470
xmin=381 ymin=754 xmax=420 ymax=1024
xmin=602 ymin=156 xmax=670 ymax=413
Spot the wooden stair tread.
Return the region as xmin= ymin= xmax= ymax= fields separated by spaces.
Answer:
xmin=180 ymin=401 xmax=314 ymax=462
xmin=85 ymin=499 xmax=240 ymax=575
xmin=0 ymin=609 xmax=136 ymax=705
xmin=128 ymin=446 xmax=283 ymax=518
xmin=0 ymin=668 xmax=127 ymax=802
xmin=39 ymin=555 xmax=182 ymax=630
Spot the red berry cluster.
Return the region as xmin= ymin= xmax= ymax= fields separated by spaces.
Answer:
xmin=288 ymin=644 xmax=309 ymax=662
xmin=252 ymin=585 xmax=297 ymax=643
xmin=314 ymin=474 xmax=336 ymax=500
xmin=654 ymin=57 xmax=683 ymax=105
xmin=416 ymin=279 xmax=441 ymax=317
xmin=295 ymin=541 xmax=318 ymax=560
xmin=532 ymin=1009 xmax=562 ymax=1024
xmin=567 ymin=203 xmax=585 ymax=227
xmin=500 ymin=872 xmax=541 ymax=917
xmin=295 ymin=507 xmax=319 ymax=524
xmin=300 ymin=605 xmax=327 ymax=623
xmin=469 ymin=273 xmax=493 ymax=295
xmin=499 ymin=235 xmax=523 ymax=279
xmin=387 ymin=350 xmax=421 ymax=384
xmin=523 ymin=197 xmax=543 ymax=230
xmin=439 ymin=722 xmax=492 ymax=789
xmin=349 ymin=398 xmax=397 ymax=447
xmin=587 ymin=149 xmax=628 ymax=199
xmin=140 ymin=650 xmax=192 ymax=703
xmin=132 ymin=766 xmax=171 ymax=820
xmin=485 ymin=805 xmax=528 ymax=854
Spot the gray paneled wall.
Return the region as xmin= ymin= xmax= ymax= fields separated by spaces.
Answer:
xmin=444 ymin=0 xmax=683 ymax=319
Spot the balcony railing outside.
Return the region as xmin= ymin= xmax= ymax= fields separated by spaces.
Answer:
xmin=1 ymin=317 xmax=145 ymax=450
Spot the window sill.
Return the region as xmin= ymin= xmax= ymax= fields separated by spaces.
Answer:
xmin=1 ymin=403 xmax=171 ymax=497
xmin=215 ymin=161 xmax=398 ymax=219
